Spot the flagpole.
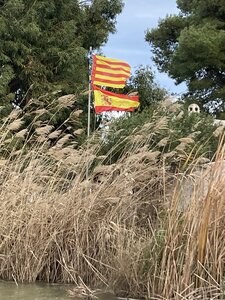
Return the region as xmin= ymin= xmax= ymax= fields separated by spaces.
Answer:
xmin=86 ymin=47 xmax=93 ymax=182
xmin=87 ymin=46 xmax=93 ymax=137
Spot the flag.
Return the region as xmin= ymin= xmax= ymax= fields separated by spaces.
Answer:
xmin=93 ymin=85 xmax=139 ymax=114
xmin=91 ymin=55 xmax=131 ymax=88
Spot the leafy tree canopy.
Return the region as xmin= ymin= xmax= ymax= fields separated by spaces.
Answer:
xmin=0 ymin=0 xmax=124 ymax=151
xmin=0 ymin=0 xmax=124 ymax=103
xmin=146 ymin=0 xmax=225 ymax=114
xmin=123 ymin=66 xmax=167 ymax=111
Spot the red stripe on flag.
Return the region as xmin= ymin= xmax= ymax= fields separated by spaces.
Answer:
xmin=92 ymin=85 xmax=139 ymax=102
xmin=95 ymin=106 xmax=136 ymax=114
xmin=93 ymin=63 xmax=130 ymax=74
xmin=93 ymin=70 xmax=129 ymax=78
xmin=94 ymin=55 xmax=130 ymax=68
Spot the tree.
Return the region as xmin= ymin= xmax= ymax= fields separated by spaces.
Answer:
xmin=0 ymin=0 xmax=124 ymax=103
xmin=0 ymin=0 xmax=124 ymax=154
xmin=145 ymin=0 xmax=225 ymax=114
xmin=124 ymin=66 xmax=166 ymax=111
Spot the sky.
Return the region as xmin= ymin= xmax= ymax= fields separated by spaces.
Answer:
xmin=102 ymin=0 xmax=187 ymax=95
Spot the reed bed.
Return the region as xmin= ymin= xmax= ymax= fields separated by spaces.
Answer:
xmin=0 ymin=109 xmax=225 ymax=300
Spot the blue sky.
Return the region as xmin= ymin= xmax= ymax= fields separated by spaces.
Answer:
xmin=102 ymin=0 xmax=187 ymax=95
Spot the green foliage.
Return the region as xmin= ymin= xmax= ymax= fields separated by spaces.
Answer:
xmin=0 ymin=65 xmax=15 ymax=97
xmin=0 ymin=0 xmax=124 ymax=101
xmin=123 ymin=66 xmax=167 ymax=111
xmin=99 ymin=103 xmax=219 ymax=167
xmin=0 ymin=0 xmax=124 ymax=150
xmin=146 ymin=0 xmax=225 ymax=113
xmin=0 ymin=92 xmax=89 ymax=158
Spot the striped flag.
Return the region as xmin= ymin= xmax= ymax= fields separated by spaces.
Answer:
xmin=91 ymin=55 xmax=131 ymax=88
xmin=93 ymin=85 xmax=139 ymax=114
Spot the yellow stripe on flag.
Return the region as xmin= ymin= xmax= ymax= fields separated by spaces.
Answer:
xmin=92 ymin=55 xmax=131 ymax=89
xmin=93 ymin=85 xmax=139 ymax=113
xmin=95 ymin=55 xmax=131 ymax=68
xmin=92 ymin=80 xmax=126 ymax=89
xmin=96 ymin=67 xmax=130 ymax=76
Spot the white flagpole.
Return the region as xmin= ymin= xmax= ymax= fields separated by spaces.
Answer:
xmin=87 ymin=46 xmax=93 ymax=137
xmin=86 ymin=47 xmax=93 ymax=181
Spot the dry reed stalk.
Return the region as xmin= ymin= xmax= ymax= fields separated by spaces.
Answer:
xmin=57 ymin=94 xmax=75 ymax=108
xmin=71 ymin=110 xmax=83 ymax=118
xmin=36 ymin=135 xmax=48 ymax=143
xmin=15 ymin=128 xmax=28 ymax=139
xmin=7 ymin=118 xmax=24 ymax=131
xmin=48 ymin=130 xmax=62 ymax=140
xmin=157 ymin=137 xmax=169 ymax=147
xmin=8 ymin=109 xmax=22 ymax=119
xmin=56 ymin=134 xmax=72 ymax=147
xmin=33 ymin=108 xmax=48 ymax=115
xmin=35 ymin=125 xmax=54 ymax=136
xmin=213 ymin=125 xmax=224 ymax=137
xmin=74 ymin=128 xmax=84 ymax=135
xmin=0 ymin=122 xmax=225 ymax=300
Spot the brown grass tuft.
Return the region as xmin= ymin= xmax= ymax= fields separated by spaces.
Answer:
xmin=7 ymin=118 xmax=24 ymax=131
xmin=35 ymin=125 xmax=54 ymax=136
xmin=48 ymin=130 xmax=62 ymax=140
xmin=15 ymin=128 xmax=28 ymax=139
xmin=57 ymin=94 xmax=76 ymax=108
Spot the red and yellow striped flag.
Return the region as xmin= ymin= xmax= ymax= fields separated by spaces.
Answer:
xmin=91 ymin=55 xmax=131 ymax=88
xmin=93 ymin=85 xmax=139 ymax=114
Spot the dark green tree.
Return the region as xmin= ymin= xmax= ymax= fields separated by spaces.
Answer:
xmin=0 ymin=0 xmax=124 ymax=154
xmin=0 ymin=0 xmax=124 ymax=103
xmin=146 ymin=0 xmax=225 ymax=114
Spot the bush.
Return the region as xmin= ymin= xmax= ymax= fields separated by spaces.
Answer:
xmin=98 ymin=101 xmax=220 ymax=169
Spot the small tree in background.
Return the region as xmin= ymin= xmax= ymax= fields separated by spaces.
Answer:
xmin=123 ymin=66 xmax=167 ymax=111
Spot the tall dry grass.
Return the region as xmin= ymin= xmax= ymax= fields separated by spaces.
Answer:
xmin=0 ymin=110 xmax=225 ymax=299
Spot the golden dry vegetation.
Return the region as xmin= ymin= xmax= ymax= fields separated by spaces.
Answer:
xmin=0 ymin=106 xmax=225 ymax=299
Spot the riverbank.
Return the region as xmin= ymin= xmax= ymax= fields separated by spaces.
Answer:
xmin=0 ymin=281 xmax=119 ymax=300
